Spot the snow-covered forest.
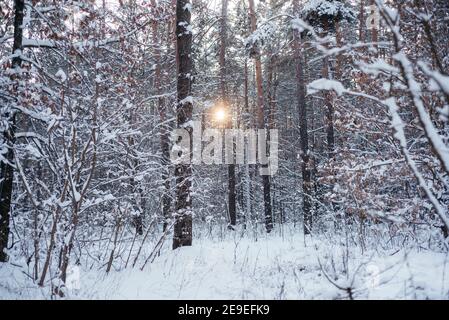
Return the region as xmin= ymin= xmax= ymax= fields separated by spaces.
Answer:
xmin=1 ymin=0 xmax=449 ymax=300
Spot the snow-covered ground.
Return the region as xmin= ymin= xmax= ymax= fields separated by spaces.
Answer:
xmin=1 ymin=226 xmax=448 ymax=300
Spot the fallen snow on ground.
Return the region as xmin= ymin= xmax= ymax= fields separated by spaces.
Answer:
xmin=1 ymin=228 xmax=448 ymax=299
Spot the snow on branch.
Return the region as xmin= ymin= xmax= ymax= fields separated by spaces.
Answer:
xmin=394 ymin=52 xmax=449 ymax=175
xmin=245 ymin=21 xmax=276 ymax=57
xmin=418 ymin=61 xmax=449 ymax=102
xmin=303 ymin=0 xmax=356 ymax=31
xmin=386 ymin=97 xmax=449 ymax=230
xmin=22 ymin=38 xmax=56 ymax=48
xmin=307 ymin=78 xmax=346 ymax=96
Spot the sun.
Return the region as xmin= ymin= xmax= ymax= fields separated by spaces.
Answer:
xmin=214 ymin=108 xmax=226 ymax=122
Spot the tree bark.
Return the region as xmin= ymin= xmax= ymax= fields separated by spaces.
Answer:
xmin=219 ymin=0 xmax=236 ymax=229
xmin=293 ymin=0 xmax=312 ymax=235
xmin=359 ymin=0 xmax=365 ymax=43
xmin=0 ymin=0 xmax=24 ymax=262
xmin=370 ymin=0 xmax=379 ymax=55
xmin=248 ymin=0 xmax=273 ymax=233
xmin=243 ymin=59 xmax=251 ymax=228
xmin=152 ymin=0 xmax=172 ymax=232
xmin=173 ymin=0 xmax=193 ymax=249
xmin=322 ymin=19 xmax=335 ymax=157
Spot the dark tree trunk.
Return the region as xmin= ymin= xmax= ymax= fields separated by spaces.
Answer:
xmin=228 ymin=165 xmax=237 ymax=227
xmin=0 ymin=0 xmax=24 ymax=262
xmin=219 ymin=0 xmax=228 ymax=99
xmin=293 ymin=0 xmax=312 ymax=235
xmin=248 ymin=0 xmax=273 ymax=233
xmin=262 ymin=174 xmax=273 ymax=232
xmin=219 ymin=0 xmax=236 ymax=229
xmin=322 ymin=18 xmax=335 ymax=157
xmin=359 ymin=0 xmax=365 ymax=42
xmin=266 ymin=17 xmax=278 ymax=224
xmin=370 ymin=0 xmax=379 ymax=55
xmin=323 ymin=59 xmax=335 ymax=157
xmin=161 ymin=131 xmax=172 ymax=232
xmin=173 ymin=0 xmax=193 ymax=250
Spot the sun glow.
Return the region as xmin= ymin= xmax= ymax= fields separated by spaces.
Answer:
xmin=214 ymin=108 xmax=227 ymax=122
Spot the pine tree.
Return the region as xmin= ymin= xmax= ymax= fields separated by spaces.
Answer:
xmin=173 ymin=0 xmax=193 ymax=249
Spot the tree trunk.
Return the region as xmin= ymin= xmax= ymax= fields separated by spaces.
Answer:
xmin=173 ymin=0 xmax=193 ymax=250
xmin=243 ymin=59 xmax=251 ymax=228
xmin=293 ymin=0 xmax=312 ymax=235
xmin=248 ymin=0 xmax=273 ymax=233
xmin=219 ymin=0 xmax=236 ymax=229
xmin=0 ymin=0 xmax=24 ymax=263
xmin=370 ymin=0 xmax=379 ymax=55
xmin=322 ymin=19 xmax=335 ymax=157
xmin=359 ymin=0 xmax=365 ymax=42
xmin=152 ymin=0 xmax=172 ymax=232
xmin=266 ymin=7 xmax=278 ymax=223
